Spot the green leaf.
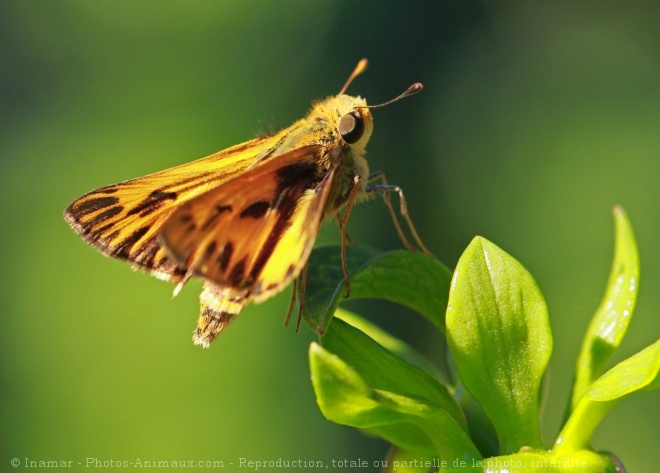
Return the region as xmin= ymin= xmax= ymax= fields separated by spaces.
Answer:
xmin=335 ymin=309 xmax=448 ymax=382
xmin=454 ymin=384 xmax=499 ymax=458
xmin=554 ymin=338 xmax=660 ymax=455
xmin=381 ymin=448 xmax=612 ymax=473
xmin=298 ymin=245 xmax=379 ymax=333
xmin=476 ymin=450 xmax=617 ymax=473
xmin=309 ymin=341 xmax=481 ymax=462
xmin=380 ymin=447 xmax=440 ymax=473
xmin=569 ymin=206 xmax=639 ymax=412
xmin=446 ymin=237 xmax=552 ymax=453
xmin=320 ymin=316 xmax=465 ymax=429
xmin=299 ymin=246 xmax=451 ymax=335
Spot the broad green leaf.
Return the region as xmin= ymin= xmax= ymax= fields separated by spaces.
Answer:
xmin=475 ymin=450 xmax=617 ymax=473
xmin=309 ymin=342 xmax=481 ymax=462
xmin=570 ymin=206 xmax=639 ymax=412
xmin=381 ymin=448 xmax=614 ymax=473
xmin=299 ymin=246 xmax=451 ymax=335
xmin=454 ymin=384 xmax=499 ymax=458
xmin=335 ymin=309 xmax=448 ymax=382
xmin=321 ymin=316 xmax=465 ymax=428
xmin=380 ymin=447 xmax=440 ymax=473
xmin=446 ymin=237 xmax=552 ymax=453
xmin=554 ymin=338 xmax=660 ymax=455
xmin=298 ymin=245 xmax=379 ymax=334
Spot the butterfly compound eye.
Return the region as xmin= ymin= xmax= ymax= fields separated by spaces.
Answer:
xmin=338 ymin=111 xmax=364 ymax=144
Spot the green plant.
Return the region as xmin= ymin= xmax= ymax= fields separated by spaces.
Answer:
xmin=303 ymin=207 xmax=658 ymax=472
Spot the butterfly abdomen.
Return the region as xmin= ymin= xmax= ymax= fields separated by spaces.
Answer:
xmin=194 ymin=282 xmax=246 ymax=348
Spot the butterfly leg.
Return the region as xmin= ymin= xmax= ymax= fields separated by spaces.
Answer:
xmin=337 ymin=175 xmax=362 ymax=298
xmin=284 ymin=277 xmax=297 ymax=327
xmin=296 ymin=265 xmax=308 ymax=332
xmin=367 ymin=170 xmax=432 ymax=255
xmin=283 ymin=266 xmax=307 ymax=332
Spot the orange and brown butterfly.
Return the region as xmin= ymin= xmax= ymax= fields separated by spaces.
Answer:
xmin=64 ymin=59 xmax=429 ymax=348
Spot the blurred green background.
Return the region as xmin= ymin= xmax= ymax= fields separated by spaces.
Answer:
xmin=2 ymin=1 xmax=659 ymax=471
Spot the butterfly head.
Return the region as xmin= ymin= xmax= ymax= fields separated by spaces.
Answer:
xmin=332 ymin=58 xmax=374 ymax=153
xmin=324 ymin=94 xmax=375 ymax=154
xmin=327 ymin=59 xmax=423 ymax=154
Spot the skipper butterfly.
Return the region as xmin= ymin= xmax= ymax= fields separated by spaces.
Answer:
xmin=65 ymin=59 xmax=428 ymax=347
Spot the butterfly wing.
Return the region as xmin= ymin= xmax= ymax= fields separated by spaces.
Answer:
xmin=64 ymin=134 xmax=288 ymax=283
xmin=160 ymin=145 xmax=334 ymax=301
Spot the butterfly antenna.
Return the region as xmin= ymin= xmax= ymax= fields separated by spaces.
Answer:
xmin=358 ymin=82 xmax=424 ymax=110
xmin=339 ymin=58 xmax=369 ymax=95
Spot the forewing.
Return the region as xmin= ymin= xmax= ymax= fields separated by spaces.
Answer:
xmin=160 ymin=145 xmax=333 ymax=299
xmin=64 ymin=135 xmax=284 ymax=282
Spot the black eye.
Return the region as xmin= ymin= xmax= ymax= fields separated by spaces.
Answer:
xmin=338 ymin=111 xmax=364 ymax=144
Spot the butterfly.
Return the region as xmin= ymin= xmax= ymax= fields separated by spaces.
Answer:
xmin=64 ymin=59 xmax=429 ymax=348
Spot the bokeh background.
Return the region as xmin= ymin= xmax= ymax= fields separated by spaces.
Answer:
xmin=2 ymin=1 xmax=659 ymax=471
